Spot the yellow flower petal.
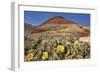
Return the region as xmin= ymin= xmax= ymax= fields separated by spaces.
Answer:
xmin=26 ymin=53 xmax=33 ymax=61
xmin=42 ymin=51 xmax=48 ymax=60
xmin=57 ymin=45 xmax=65 ymax=53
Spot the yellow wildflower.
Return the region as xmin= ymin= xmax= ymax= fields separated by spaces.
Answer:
xmin=57 ymin=45 xmax=65 ymax=53
xmin=26 ymin=53 xmax=33 ymax=61
xmin=42 ymin=51 xmax=48 ymax=60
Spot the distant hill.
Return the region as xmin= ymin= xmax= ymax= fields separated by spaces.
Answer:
xmin=24 ymin=16 xmax=90 ymax=38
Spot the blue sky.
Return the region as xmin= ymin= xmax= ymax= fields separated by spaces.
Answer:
xmin=24 ymin=11 xmax=90 ymax=26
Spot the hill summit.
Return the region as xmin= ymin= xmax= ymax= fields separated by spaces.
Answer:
xmin=41 ymin=16 xmax=75 ymax=25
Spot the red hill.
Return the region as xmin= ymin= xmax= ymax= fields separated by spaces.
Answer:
xmin=25 ymin=16 xmax=90 ymax=37
xmin=40 ymin=16 xmax=75 ymax=25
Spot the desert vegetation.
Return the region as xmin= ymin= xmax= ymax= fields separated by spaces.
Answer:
xmin=24 ymin=36 xmax=90 ymax=61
